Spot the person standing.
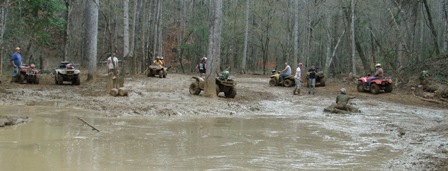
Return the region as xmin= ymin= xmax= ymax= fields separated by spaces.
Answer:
xmin=293 ymin=63 xmax=302 ymax=95
xmin=107 ymin=51 xmax=119 ymax=75
xmin=307 ymin=64 xmax=316 ymax=95
xmin=196 ymin=57 xmax=207 ymax=77
xmin=10 ymin=47 xmax=22 ymax=83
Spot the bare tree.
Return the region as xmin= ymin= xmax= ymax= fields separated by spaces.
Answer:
xmin=204 ymin=0 xmax=223 ymax=97
xmin=84 ymin=0 xmax=99 ymax=81
xmin=241 ymin=0 xmax=249 ymax=74
xmin=123 ymin=0 xmax=130 ymax=57
xmin=350 ymin=0 xmax=356 ymax=75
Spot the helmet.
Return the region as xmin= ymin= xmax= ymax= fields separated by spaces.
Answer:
xmin=30 ymin=64 xmax=35 ymax=69
xmin=160 ymin=56 xmax=164 ymax=60
xmin=155 ymin=56 xmax=160 ymax=60
xmin=202 ymin=57 xmax=207 ymax=60
xmin=375 ymin=63 xmax=381 ymax=67
xmin=340 ymin=88 xmax=346 ymax=94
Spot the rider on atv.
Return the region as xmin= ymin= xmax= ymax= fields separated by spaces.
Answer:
xmin=365 ymin=63 xmax=384 ymax=87
xmin=279 ymin=62 xmax=292 ymax=83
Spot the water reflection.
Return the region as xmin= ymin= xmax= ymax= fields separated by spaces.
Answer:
xmin=0 ymin=106 xmax=397 ymax=170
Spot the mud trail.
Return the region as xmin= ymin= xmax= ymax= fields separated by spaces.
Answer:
xmin=0 ymin=73 xmax=447 ymax=170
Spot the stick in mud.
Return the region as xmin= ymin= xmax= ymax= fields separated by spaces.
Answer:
xmin=77 ymin=117 xmax=100 ymax=132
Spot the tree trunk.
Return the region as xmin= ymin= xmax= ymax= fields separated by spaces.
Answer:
xmin=204 ymin=0 xmax=223 ymax=98
xmin=351 ymin=0 xmax=356 ymax=76
xmin=422 ymin=0 xmax=440 ymax=56
xmin=63 ymin=0 xmax=71 ymax=61
xmin=241 ymin=0 xmax=249 ymax=73
xmin=84 ymin=0 xmax=99 ymax=81
xmin=293 ymin=0 xmax=299 ymax=69
xmin=443 ymin=0 xmax=448 ymax=53
xmin=123 ymin=0 xmax=130 ymax=57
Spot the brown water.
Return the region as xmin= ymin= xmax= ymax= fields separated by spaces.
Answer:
xmin=0 ymin=105 xmax=400 ymax=170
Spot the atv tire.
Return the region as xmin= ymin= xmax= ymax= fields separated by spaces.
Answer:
xmin=35 ymin=78 xmax=39 ymax=84
xmin=370 ymin=83 xmax=380 ymax=94
xmin=320 ymin=78 xmax=326 ymax=86
xmin=269 ymin=78 xmax=277 ymax=86
xmin=189 ymin=82 xmax=201 ymax=95
xmin=58 ymin=74 xmax=63 ymax=85
xmin=225 ymin=87 xmax=237 ymax=98
xmin=18 ymin=74 xmax=25 ymax=84
xmin=357 ymin=82 xmax=364 ymax=92
xmin=284 ymin=79 xmax=294 ymax=87
xmin=385 ymin=84 xmax=393 ymax=93
xmin=159 ymin=70 xmax=163 ymax=78
xmin=73 ymin=76 xmax=81 ymax=85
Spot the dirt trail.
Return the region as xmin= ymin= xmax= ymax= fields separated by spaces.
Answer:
xmin=0 ymin=73 xmax=447 ymax=170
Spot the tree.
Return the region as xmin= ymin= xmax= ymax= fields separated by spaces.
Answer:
xmin=241 ymin=0 xmax=250 ymax=73
xmin=204 ymin=0 xmax=223 ymax=97
xmin=84 ymin=0 xmax=99 ymax=81
xmin=350 ymin=0 xmax=356 ymax=76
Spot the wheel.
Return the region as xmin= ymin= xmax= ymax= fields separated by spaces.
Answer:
xmin=284 ymin=79 xmax=294 ymax=87
xmin=370 ymin=83 xmax=380 ymax=94
xmin=189 ymin=82 xmax=201 ymax=95
xmin=55 ymin=75 xmax=58 ymax=84
xmin=18 ymin=74 xmax=25 ymax=83
xmin=35 ymin=77 xmax=39 ymax=84
xmin=149 ymin=69 xmax=155 ymax=77
xmin=163 ymin=73 xmax=167 ymax=78
xmin=320 ymin=77 xmax=326 ymax=86
xmin=73 ymin=76 xmax=80 ymax=85
xmin=216 ymin=85 xmax=220 ymax=96
xmin=159 ymin=70 xmax=163 ymax=78
xmin=357 ymin=82 xmax=364 ymax=92
xmin=269 ymin=78 xmax=277 ymax=86
xmin=225 ymin=87 xmax=237 ymax=98
xmin=385 ymin=84 xmax=393 ymax=93
xmin=58 ymin=74 xmax=63 ymax=85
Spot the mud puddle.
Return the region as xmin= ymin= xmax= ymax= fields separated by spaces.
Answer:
xmin=0 ymin=105 xmax=417 ymax=170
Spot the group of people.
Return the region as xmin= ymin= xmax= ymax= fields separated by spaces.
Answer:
xmin=279 ymin=62 xmax=317 ymax=95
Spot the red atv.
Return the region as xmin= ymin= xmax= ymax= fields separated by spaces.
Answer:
xmin=18 ymin=64 xmax=39 ymax=84
xmin=357 ymin=75 xmax=392 ymax=94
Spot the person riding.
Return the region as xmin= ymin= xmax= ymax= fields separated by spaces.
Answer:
xmin=10 ymin=47 xmax=22 ymax=83
xmin=196 ymin=57 xmax=207 ymax=77
xmin=335 ymin=88 xmax=357 ymax=111
xmin=279 ymin=62 xmax=291 ymax=82
xmin=366 ymin=63 xmax=383 ymax=87
xmin=307 ymin=64 xmax=316 ymax=95
xmin=153 ymin=56 xmax=164 ymax=67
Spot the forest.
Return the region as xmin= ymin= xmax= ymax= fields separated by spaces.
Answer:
xmin=0 ymin=0 xmax=447 ymax=85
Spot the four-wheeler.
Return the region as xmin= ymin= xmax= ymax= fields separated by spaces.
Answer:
xmin=306 ymin=67 xmax=326 ymax=87
xmin=269 ymin=70 xmax=295 ymax=87
xmin=357 ymin=75 xmax=393 ymax=94
xmin=17 ymin=64 xmax=39 ymax=84
xmin=54 ymin=61 xmax=80 ymax=85
xmin=146 ymin=65 xmax=170 ymax=78
xmin=189 ymin=70 xmax=237 ymax=98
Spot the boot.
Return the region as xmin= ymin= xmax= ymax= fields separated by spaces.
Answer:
xmin=297 ymin=89 xmax=301 ymax=95
xmin=293 ymin=88 xmax=297 ymax=95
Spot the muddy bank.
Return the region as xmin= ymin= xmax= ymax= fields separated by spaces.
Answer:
xmin=0 ymin=73 xmax=447 ymax=170
xmin=0 ymin=116 xmax=30 ymax=127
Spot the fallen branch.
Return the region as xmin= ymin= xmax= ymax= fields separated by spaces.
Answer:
xmin=77 ymin=117 xmax=100 ymax=132
xmin=412 ymin=90 xmax=447 ymax=105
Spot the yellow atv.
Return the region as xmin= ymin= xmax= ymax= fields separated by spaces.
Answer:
xmin=269 ymin=70 xmax=295 ymax=87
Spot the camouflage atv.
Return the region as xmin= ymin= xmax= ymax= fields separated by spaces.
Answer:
xmin=146 ymin=65 xmax=169 ymax=78
xmin=306 ymin=67 xmax=326 ymax=86
xmin=189 ymin=71 xmax=237 ymax=98
xmin=54 ymin=61 xmax=80 ymax=85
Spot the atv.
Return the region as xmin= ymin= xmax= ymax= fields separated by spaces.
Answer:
xmin=269 ymin=70 xmax=295 ymax=87
xmin=146 ymin=65 xmax=169 ymax=78
xmin=54 ymin=61 xmax=80 ymax=85
xmin=189 ymin=71 xmax=237 ymax=98
xmin=17 ymin=64 xmax=39 ymax=84
xmin=357 ymin=75 xmax=393 ymax=94
xmin=306 ymin=67 xmax=326 ymax=87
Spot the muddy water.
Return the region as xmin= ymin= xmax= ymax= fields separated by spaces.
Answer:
xmin=0 ymin=105 xmax=408 ymax=170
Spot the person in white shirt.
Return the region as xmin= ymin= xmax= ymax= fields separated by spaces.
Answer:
xmin=293 ymin=63 xmax=302 ymax=95
xmin=107 ymin=51 xmax=119 ymax=74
